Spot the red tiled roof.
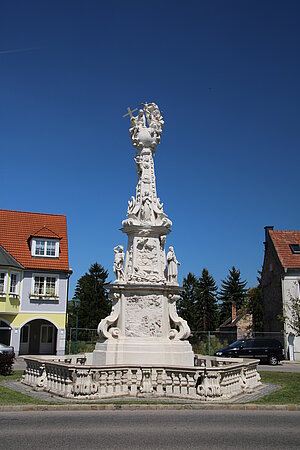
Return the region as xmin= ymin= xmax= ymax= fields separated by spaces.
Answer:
xmin=269 ymin=230 xmax=300 ymax=269
xmin=31 ymin=226 xmax=60 ymax=239
xmin=0 ymin=209 xmax=69 ymax=271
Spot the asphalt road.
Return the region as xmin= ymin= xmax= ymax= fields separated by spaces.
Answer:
xmin=0 ymin=410 xmax=299 ymax=449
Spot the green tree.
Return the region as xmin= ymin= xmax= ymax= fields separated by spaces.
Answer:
xmin=177 ymin=272 xmax=199 ymax=332
xmin=247 ymin=271 xmax=264 ymax=332
xmin=282 ymin=296 xmax=300 ymax=336
xmin=69 ymin=262 xmax=111 ymax=329
xmin=219 ymin=266 xmax=247 ymax=325
xmin=196 ymin=268 xmax=219 ymax=331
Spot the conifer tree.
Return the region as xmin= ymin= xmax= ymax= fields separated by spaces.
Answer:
xmin=219 ymin=266 xmax=247 ymax=325
xmin=69 ymin=262 xmax=111 ymax=329
xmin=247 ymin=271 xmax=264 ymax=332
xmin=177 ymin=272 xmax=199 ymax=332
xmin=196 ymin=268 xmax=219 ymax=331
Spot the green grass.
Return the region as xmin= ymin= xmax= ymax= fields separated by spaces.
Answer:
xmin=0 ymin=370 xmax=49 ymax=405
xmin=255 ymin=372 xmax=300 ymax=405
xmin=1 ymin=370 xmax=300 ymax=406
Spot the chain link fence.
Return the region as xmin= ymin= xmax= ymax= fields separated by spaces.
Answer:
xmin=65 ymin=328 xmax=285 ymax=356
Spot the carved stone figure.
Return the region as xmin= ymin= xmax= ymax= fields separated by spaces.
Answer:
xmin=167 ymin=246 xmax=180 ymax=283
xmin=113 ymin=245 xmax=125 ymax=282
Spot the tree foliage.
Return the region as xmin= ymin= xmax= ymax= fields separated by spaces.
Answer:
xmin=178 ymin=270 xmax=219 ymax=333
xmin=246 ymin=271 xmax=264 ymax=332
xmin=195 ymin=268 xmax=219 ymax=331
xmin=218 ymin=266 xmax=247 ymax=325
xmin=285 ymin=296 xmax=300 ymax=336
xmin=68 ymin=262 xmax=111 ymax=330
xmin=177 ymin=273 xmax=198 ymax=333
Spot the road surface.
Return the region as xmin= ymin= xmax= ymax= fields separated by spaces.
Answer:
xmin=0 ymin=410 xmax=299 ymax=449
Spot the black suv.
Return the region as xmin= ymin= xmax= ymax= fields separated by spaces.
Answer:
xmin=214 ymin=338 xmax=284 ymax=365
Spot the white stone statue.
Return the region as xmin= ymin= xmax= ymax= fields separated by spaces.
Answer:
xmin=167 ymin=246 xmax=180 ymax=283
xmin=113 ymin=245 xmax=125 ymax=282
xmin=129 ymin=103 xmax=164 ymax=151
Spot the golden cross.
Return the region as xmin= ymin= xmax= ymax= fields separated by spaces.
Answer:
xmin=122 ymin=106 xmax=138 ymax=119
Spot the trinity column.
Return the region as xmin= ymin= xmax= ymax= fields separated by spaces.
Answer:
xmin=93 ymin=103 xmax=194 ymax=366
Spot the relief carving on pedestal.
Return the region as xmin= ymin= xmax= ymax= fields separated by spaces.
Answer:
xmin=127 ymin=237 xmax=164 ymax=283
xmin=125 ymin=295 xmax=162 ymax=337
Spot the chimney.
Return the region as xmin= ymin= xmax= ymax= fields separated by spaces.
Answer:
xmin=264 ymin=226 xmax=274 ymax=247
xmin=231 ymin=301 xmax=237 ymax=322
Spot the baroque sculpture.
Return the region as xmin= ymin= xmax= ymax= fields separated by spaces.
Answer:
xmin=93 ymin=102 xmax=195 ymax=366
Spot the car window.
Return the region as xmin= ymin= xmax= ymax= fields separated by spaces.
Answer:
xmin=228 ymin=340 xmax=244 ymax=348
xmin=243 ymin=341 xmax=253 ymax=348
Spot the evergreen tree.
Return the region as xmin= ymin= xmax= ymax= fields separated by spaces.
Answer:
xmin=219 ymin=266 xmax=247 ymax=325
xmin=69 ymin=262 xmax=111 ymax=329
xmin=177 ymin=272 xmax=199 ymax=332
xmin=247 ymin=271 xmax=264 ymax=332
xmin=196 ymin=268 xmax=219 ymax=331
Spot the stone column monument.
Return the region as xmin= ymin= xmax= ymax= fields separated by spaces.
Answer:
xmin=93 ymin=103 xmax=194 ymax=366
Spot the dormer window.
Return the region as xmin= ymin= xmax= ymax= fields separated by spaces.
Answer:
xmin=31 ymin=239 xmax=59 ymax=258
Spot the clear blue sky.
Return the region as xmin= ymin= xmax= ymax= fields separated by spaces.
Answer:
xmin=1 ymin=1 xmax=300 ymax=296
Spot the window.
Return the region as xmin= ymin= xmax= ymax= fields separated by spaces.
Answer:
xmin=34 ymin=276 xmax=45 ymax=295
xmin=35 ymin=240 xmax=45 ymax=255
xmin=31 ymin=239 xmax=59 ymax=258
xmin=45 ymin=277 xmax=56 ymax=296
xmin=0 ymin=272 xmax=6 ymax=293
xmin=9 ymin=274 xmax=17 ymax=293
xmin=33 ymin=275 xmax=58 ymax=297
xmin=21 ymin=325 xmax=29 ymax=344
xmin=9 ymin=273 xmax=19 ymax=295
xmin=46 ymin=241 xmax=56 ymax=256
xmin=41 ymin=325 xmax=53 ymax=344
xmin=290 ymin=244 xmax=300 ymax=254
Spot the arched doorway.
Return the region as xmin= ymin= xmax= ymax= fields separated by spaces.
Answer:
xmin=20 ymin=319 xmax=57 ymax=355
xmin=0 ymin=319 xmax=11 ymax=346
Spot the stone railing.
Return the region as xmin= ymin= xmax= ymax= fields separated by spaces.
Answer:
xmin=22 ymin=355 xmax=261 ymax=401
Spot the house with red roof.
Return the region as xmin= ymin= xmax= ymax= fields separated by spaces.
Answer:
xmin=0 ymin=209 xmax=71 ymax=356
xmin=262 ymin=226 xmax=300 ymax=361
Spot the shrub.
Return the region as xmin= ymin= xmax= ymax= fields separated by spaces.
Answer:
xmin=0 ymin=352 xmax=15 ymax=375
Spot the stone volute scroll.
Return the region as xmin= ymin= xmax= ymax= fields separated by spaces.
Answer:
xmin=97 ymin=293 xmax=121 ymax=340
xmin=168 ymin=294 xmax=191 ymax=340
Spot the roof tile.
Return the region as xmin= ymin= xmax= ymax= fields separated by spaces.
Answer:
xmin=269 ymin=230 xmax=300 ymax=269
xmin=0 ymin=209 xmax=69 ymax=271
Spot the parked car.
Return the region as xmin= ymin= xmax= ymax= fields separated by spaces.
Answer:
xmin=0 ymin=343 xmax=15 ymax=356
xmin=214 ymin=338 xmax=284 ymax=365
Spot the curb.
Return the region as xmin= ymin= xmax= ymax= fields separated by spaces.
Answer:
xmin=0 ymin=403 xmax=300 ymax=412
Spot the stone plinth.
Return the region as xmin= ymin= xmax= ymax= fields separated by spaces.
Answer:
xmin=93 ymin=284 xmax=194 ymax=366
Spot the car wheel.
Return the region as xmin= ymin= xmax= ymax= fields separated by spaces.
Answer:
xmin=268 ymin=355 xmax=279 ymax=365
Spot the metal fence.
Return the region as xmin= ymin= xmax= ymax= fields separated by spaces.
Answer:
xmin=190 ymin=331 xmax=284 ymax=356
xmin=65 ymin=328 xmax=285 ymax=356
xmin=66 ymin=328 xmax=98 ymax=354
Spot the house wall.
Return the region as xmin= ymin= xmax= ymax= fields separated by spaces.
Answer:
xmin=282 ymin=275 xmax=300 ymax=361
xmin=262 ymin=238 xmax=283 ymax=333
xmin=1 ymin=270 xmax=69 ymax=356
xmin=20 ymin=271 xmax=68 ymax=314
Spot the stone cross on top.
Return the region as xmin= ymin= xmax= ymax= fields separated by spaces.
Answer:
xmin=122 ymin=106 xmax=138 ymax=119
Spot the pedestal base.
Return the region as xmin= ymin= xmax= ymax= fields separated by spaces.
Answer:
xmin=93 ymin=338 xmax=194 ymax=366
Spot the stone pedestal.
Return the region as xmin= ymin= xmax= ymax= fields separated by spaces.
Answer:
xmin=93 ymin=284 xmax=194 ymax=366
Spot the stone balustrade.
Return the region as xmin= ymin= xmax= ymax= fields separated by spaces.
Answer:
xmin=22 ymin=355 xmax=261 ymax=401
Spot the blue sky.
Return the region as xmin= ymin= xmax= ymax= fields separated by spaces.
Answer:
xmin=1 ymin=1 xmax=300 ymax=296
